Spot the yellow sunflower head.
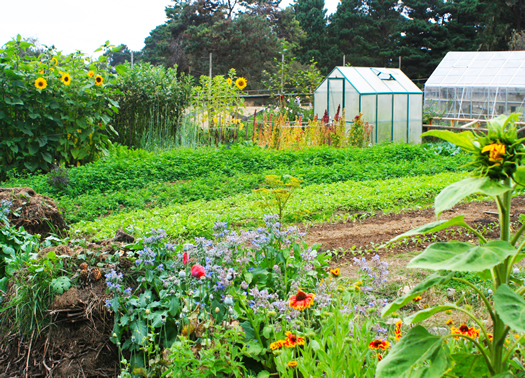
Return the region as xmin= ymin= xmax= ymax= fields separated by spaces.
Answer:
xmin=88 ymin=70 xmax=95 ymax=78
xmin=60 ymin=73 xmax=71 ymax=86
xmin=35 ymin=77 xmax=47 ymax=90
xmin=235 ymin=77 xmax=247 ymax=90
xmin=51 ymin=57 xmax=58 ymax=65
xmin=95 ymin=75 xmax=103 ymax=86
xmin=227 ymin=77 xmax=232 ymax=85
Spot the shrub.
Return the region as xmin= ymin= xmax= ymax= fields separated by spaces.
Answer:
xmin=0 ymin=36 xmax=119 ymax=180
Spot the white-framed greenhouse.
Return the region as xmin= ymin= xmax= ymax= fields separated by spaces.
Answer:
xmin=313 ymin=66 xmax=423 ymax=144
xmin=424 ymin=51 xmax=525 ymax=121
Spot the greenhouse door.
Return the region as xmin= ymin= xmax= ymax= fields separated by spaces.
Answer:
xmin=327 ymin=78 xmax=345 ymax=118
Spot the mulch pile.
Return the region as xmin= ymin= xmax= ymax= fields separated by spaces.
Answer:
xmin=0 ymin=187 xmax=69 ymax=238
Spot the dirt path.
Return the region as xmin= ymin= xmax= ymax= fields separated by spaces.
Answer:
xmin=305 ymin=196 xmax=525 ymax=279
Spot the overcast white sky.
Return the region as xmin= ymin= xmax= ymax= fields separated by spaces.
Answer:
xmin=0 ymin=0 xmax=339 ymax=56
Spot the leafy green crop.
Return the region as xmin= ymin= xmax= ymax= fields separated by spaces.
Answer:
xmin=71 ymin=171 xmax=467 ymax=241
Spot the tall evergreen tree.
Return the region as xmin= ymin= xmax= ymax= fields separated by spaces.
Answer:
xmin=293 ymin=0 xmax=332 ymax=70
xmin=328 ymin=0 xmax=404 ymax=69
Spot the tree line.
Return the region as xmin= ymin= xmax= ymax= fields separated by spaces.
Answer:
xmin=106 ymin=0 xmax=525 ymax=89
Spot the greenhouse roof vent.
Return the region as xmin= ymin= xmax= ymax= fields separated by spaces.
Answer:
xmin=371 ymin=68 xmax=394 ymax=81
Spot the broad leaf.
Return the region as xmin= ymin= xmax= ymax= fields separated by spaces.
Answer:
xmin=421 ymin=130 xmax=476 ymax=152
xmin=376 ymin=326 xmax=450 ymax=378
xmin=514 ymin=166 xmax=525 ymax=187
xmin=407 ymin=241 xmax=517 ymax=272
xmin=131 ymin=319 xmax=148 ymax=346
xmin=382 ymin=271 xmax=454 ymax=317
xmin=385 ymin=216 xmax=468 ymax=246
xmin=494 ymin=284 xmax=525 ymax=333
xmin=449 ymin=353 xmax=490 ymax=377
xmin=405 ymin=304 xmax=458 ymax=324
xmin=435 ymin=177 xmax=511 ymax=218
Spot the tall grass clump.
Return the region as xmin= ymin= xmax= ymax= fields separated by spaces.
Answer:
xmin=112 ymin=62 xmax=193 ymax=150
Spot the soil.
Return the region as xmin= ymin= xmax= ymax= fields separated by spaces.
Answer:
xmin=0 ymin=187 xmax=69 ymax=238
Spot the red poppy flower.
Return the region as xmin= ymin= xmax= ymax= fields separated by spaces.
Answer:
xmin=183 ymin=251 xmax=188 ymax=265
xmin=191 ymin=264 xmax=205 ymax=279
xmin=289 ymin=289 xmax=315 ymax=310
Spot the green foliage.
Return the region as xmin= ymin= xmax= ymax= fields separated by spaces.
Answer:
xmin=71 ymin=171 xmax=465 ymax=241
xmin=1 ymin=249 xmax=70 ymax=336
xmin=0 ymin=200 xmax=39 ymax=291
xmin=111 ymin=62 xmax=193 ymax=149
xmin=379 ymin=114 xmax=525 ymax=377
xmin=348 ymin=113 xmax=374 ymax=147
xmin=254 ymin=175 xmax=303 ymax=223
xmin=0 ymin=37 xmax=120 ymax=180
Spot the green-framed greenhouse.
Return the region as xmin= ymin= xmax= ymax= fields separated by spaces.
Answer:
xmin=313 ymin=67 xmax=423 ymax=144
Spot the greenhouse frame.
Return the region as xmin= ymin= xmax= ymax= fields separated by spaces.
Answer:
xmin=424 ymin=51 xmax=525 ymax=122
xmin=313 ymin=66 xmax=423 ymax=144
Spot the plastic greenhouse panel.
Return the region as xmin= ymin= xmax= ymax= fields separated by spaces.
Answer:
xmin=377 ymin=95 xmax=392 ymax=143
xmin=409 ymin=95 xmax=423 ymax=144
xmin=344 ymin=85 xmax=359 ymax=121
xmin=328 ymin=79 xmax=343 ymax=118
xmin=393 ymin=94 xmax=408 ymax=142
xmin=314 ymin=80 xmax=328 ymax=118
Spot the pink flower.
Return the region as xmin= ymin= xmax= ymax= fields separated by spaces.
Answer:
xmin=183 ymin=251 xmax=188 ymax=265
xmin=191 ymin=264 xmax=205 ymax=279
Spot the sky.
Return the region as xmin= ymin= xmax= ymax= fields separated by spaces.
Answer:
xmin=0 ymin=0 xmax=340 ymax=56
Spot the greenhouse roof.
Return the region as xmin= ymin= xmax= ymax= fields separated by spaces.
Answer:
xmin=426 ymin=51 xmax=525 ymax=87
xmin=327 ymin=66 xmax=422 ymax=95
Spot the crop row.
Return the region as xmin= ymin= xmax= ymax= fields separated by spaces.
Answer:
xmin=3 ymin=143 xmax=468 ymax=199
xmin=72 ymin=171 xmax=468 ymax=241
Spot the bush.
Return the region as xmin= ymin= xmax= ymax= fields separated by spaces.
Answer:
xmin=0 ymin=36 xmax=119 ymax=181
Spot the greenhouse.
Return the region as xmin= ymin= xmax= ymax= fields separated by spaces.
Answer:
xmin=313 ymin=66 xmax=423 ymax=144
xmin=424 ymin=51 xmax=525 ymax=121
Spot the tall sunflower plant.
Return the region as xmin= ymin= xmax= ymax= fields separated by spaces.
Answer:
xmin=377 ymin=113 xmax=525 ymax=377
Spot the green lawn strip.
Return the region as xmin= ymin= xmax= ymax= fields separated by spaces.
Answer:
xmin=71 ymin=171 xmax=468 ymax=241
xmin=57 ymin=157 xmax=469 ymax=223
xmin=2 ymin=143 xmax=469 ymax=198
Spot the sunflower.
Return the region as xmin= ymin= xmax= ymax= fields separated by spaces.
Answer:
xmin=60 ymin=73 xmax=71 ymax=86
xmin=227 ymin=77 xmax=232 ymax=85
xmin=35 ymin=77 xmax=47 ymax=90
xmin=287 ymin=361 xmax=298 ymax=368
xmin=330 ymin=268 xmax=340 ymax=276
xmin=481 ymin=143 xmax=506 ymax=163
xmin=369 ymin=339 xmax=391 ymax=350
xmin=51 ymin=57 xmax=58 ymax=65
xmin=289 ymin=289 xmax=315 ymax=311
xmin=95 ymin=75 xmax=103 ymax=86
xmin=88 ymin=70 xmax=95 ymax=78
xmin=235 ymin=77 xmax=247 ymax=90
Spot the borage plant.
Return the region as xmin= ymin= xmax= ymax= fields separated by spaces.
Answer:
xmin=378 ymin=114 xmax=525 ymax=377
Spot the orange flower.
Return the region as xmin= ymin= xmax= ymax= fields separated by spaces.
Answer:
xmin=284 ymin=331 xmax=305 ymax=348
xmin=330 ymin=268 xmax=340 ymax=276
xmin=287 ymin=360 xmax=298 ymax=367
xmin=289 ymin=289 xmax=315 ymax=311
xmin=482 ymin=143 xmax=506 ymax=162
xmin=270 ymin=340 xmax=285 ymax=350
xmin=376 ymin=353 xmax=383 ymax=361
xmin=446 ymin=319 xmax=453 ymax=326
xmin=487 ymin=333 xmax=493 ymax=341
xmin=451 ymin=324 xmax=480 ymax=339
xmin=395 ymin=320 xmax=402 ymax=341
xmin=369 ymin=339 xmax=390 ymax=350
xmin=413 ymin=296 xmax=422 ymax=302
